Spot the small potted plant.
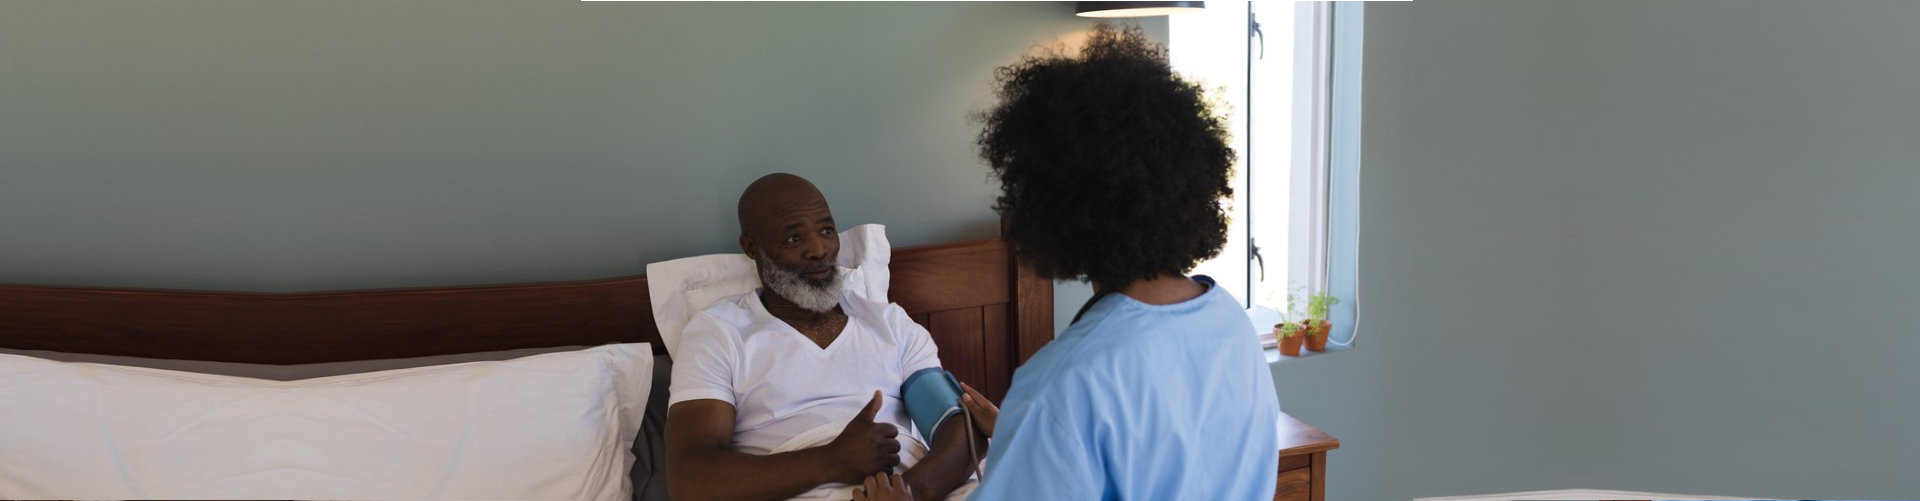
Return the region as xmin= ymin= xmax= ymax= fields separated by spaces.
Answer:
xmin=1303 ymin=291 xmax=1340 ymax=352
xmin=1272 ymin=288 xmax=1308 ymax=356
xmin=1273 ymin=319 xmax=1306 ymax=356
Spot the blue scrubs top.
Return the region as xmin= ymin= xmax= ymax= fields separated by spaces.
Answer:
xmin=970 ymin=276 xmax=1281 ymax=500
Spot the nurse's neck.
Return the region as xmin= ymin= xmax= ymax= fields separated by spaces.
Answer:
xmin=1100 ymin=274 xmax=1208 ymax=306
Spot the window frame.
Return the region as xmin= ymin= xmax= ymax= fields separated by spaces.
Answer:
xmin=1173 ymin=1 xmax=1362 ymax=352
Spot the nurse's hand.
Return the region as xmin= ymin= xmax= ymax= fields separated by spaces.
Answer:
xmin=959 ymin=382 xmax=998 ymax=438
xmin=851 ymin=471 xmax=913 ymax=501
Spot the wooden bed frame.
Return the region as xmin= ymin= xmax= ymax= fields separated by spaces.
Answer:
xmin=0 ymin=237 xmax=1337 ymax=500
xmin=0 ymin=237 xmax=1052 ymax=402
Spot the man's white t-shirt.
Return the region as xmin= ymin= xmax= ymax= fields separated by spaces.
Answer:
xmin=667 ymin=289 xmax=943 ymax=458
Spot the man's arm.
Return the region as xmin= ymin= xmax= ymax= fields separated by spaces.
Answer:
xmin=663 ymin=400 xmax=832 ymax=501
xmin=880 ymin=300 xmax=990 ymax=501
xmin=665 ymin=393 xmax=903 ymax=501
xmin=899 ymin=413 xmax=990 ymax=501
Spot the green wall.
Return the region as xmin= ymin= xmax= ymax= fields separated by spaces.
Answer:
xmin=1276 ymin=1 xmax=1920 ymax=499
xmin=0 ymin=1 xmax=1159 ymax=299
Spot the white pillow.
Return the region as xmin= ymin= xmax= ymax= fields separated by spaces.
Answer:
xmin=0 ymin=343 xmax=652 ymax=501
xmin=646 ymin=223 xmax=889 ymax=356
xmin=0 ymin=345 xmax=594 ymax=381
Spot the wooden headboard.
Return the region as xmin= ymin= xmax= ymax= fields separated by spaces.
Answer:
xmin=0 ymin=237 xmax=1052 ymax=401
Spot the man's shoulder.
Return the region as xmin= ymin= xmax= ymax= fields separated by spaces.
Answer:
xmin=837 ymin=291 xmax=902 ymax=319
xmin=838 ymin=293 xmax=925 ymax=340
xmin=679 ymin=292 xmax=765 ymax=350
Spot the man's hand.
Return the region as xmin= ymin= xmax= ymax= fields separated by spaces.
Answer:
xmin=852 ymin=472 xmax=914 ymax=501
xmin=959 ymin=382 xmax=998 ymax=438
xmin=826 ymin=390 xmax=902 ymax=483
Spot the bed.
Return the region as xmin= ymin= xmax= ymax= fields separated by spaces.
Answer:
xmin=0 ymin=235 xmax=1052 ymax=500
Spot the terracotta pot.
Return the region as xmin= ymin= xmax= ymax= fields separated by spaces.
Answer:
xmin=1277 ymin=327 xmax=1304 ymax=356
xmin=1305 ymin=320 xmax=1331 ymax=351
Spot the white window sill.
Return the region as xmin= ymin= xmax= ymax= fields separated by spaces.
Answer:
xmin=1248 ymin=304 xmax=1352 ymax=365
xmin=1265 ymin=342 xmax=1350 ymax=365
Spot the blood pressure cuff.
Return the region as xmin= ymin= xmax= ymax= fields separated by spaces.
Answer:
xmin=900 ymin=367 xmax=965 ymax=441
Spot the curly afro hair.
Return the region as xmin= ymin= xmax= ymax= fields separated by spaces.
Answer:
xmin=977 ymin=23 xmax=1236 ymax=292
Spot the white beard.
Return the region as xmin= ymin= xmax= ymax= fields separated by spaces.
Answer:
xmin=756 ymin=253 xmax=843 ymax=313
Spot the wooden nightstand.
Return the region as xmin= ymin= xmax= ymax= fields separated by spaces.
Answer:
xmin=1274 ymin=411 xmax=1340 ymax=501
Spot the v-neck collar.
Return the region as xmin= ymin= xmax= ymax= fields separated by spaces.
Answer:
xmin=752 ymin=289 xmax=851 ymax=353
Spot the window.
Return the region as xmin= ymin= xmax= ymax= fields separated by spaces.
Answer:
xmin=1173 ymin=1 xmax=1362 ymax=354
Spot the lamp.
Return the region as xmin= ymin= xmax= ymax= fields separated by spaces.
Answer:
xmin=1075 ymin=1 xmax=1205 ymax=18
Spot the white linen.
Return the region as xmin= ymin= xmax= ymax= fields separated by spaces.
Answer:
xmin=0 ymin=343 xmax=653 ymax=501
xmin=0 ymin=345 xmax=592 ymax=381
xmin=768 ymin=423 xmax=975 ymax=501
xmin=646 ymin=223 xmax=889 ymax=356
xmin=667 ymin=290 xmax=939 ymax=457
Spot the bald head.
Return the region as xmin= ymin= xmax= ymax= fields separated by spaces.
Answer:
xmin=737 ymin=173 xmax=828 ymax=236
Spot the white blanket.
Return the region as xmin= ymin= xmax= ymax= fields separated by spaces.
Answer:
xmin=771 ymin=423 xmax=976 ymax=501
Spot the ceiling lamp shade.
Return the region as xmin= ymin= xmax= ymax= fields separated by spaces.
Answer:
xmin=1075 ymin=1 xmax=1206 ymax=18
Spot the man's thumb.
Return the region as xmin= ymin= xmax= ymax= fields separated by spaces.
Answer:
xmin=855 ymin=390 xmax=883 ymax=422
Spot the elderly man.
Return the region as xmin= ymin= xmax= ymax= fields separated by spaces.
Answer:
xmin=664 ymin=173 xmax=980 ymax=501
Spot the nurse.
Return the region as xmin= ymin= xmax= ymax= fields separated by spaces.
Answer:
xmin=962 ymin=23 xmax=1283 ymax=500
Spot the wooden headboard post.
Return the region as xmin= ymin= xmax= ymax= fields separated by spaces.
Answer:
xmin=885 ymin=237 xmax=1051 ymax=403
xmin=1005 ymin=241 xmax=1055 ymax=402
xmin=1005 ymin=229 xmax=1054 ymax=366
